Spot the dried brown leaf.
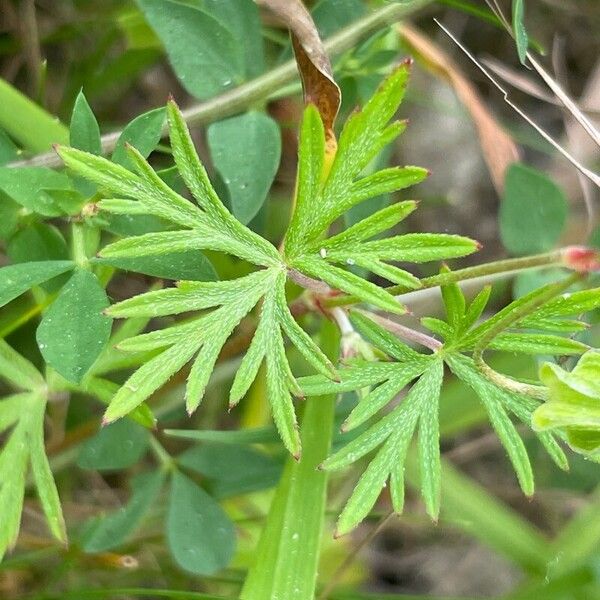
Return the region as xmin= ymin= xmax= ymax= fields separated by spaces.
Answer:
xmin=433 ymin=19 xmax=600 ymax=190
xmin=398 ymin=23 xmax=520 ymax=193
xmin=256 ymin=0 xmax=340 ymax=154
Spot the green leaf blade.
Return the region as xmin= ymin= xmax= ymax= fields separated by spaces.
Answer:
xmin=70 ymin=90 xmax=101 ymax=155
xmin=207 ymin=111 xmax=281 ymax=224
xmin=37 ymin=269 xmax=112 ymax=383
xmin=0 ymin=260 xmax=75 ymax=308
xmin=167 ymin=471 xmax=236 ymax=575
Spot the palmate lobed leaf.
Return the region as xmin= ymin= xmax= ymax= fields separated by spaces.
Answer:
xmin=0 ymin=390 xmax=66 ymax=561
xmin=283 ymin=62 xmax=479 ymax=309
xmin=57 ymin=67 xmax=482 ymax=460
xmin=332 ymin=359 xmax=444 ymax=535
xmin=446 ymin=355 xmax=534 ymax=495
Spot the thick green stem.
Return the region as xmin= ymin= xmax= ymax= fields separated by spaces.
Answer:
xmin=240 ymin=321 xmax=339 ymax=600
xmin=10 ymin=0 xmax=434 ymax=169
xmin=323 ymin=248 xmax=571 ymax=308
xmin=0 ymin=78 xmax=68 ymax=153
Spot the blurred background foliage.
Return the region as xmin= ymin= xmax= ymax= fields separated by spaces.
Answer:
xmin=0 ymin=0 xmax=599 ymax=598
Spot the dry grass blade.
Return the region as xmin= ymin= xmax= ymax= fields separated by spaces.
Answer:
xmin=434 ymin=19 xmax=600 ymax=190
xmin=527 ymin=52 xmax=600 ymax=149
xmin=481 ymin=57 xmax=557 ymax=104
xmin=398 ymin=23 xmax=519 ymax=193
xmin=257 ymin=0 xmax=341 ymax=153
xmin=482 ymin=56 xmax=600 ymax=117
xmin=551 ymin=37 xmax=597 ymax=235
xmin=483 ymin=0 xmax=600 ymax=149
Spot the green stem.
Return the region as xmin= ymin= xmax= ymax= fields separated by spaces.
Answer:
xmin=474 ymin=272 xmax=582 ymax=357
xmin=71 ymin=222 xmax=88 ymax=268
xmin=324 ymin=248 xmax=569 ymax=308
xmin=9 ymin=0 xmax=434 ymax=169
xmin=473 ymin=272 xmax=583 ymax=398
xmin=149 ymin=435 xmax=175 ymax=471
xmin=240 ymin=321 xmax=340 ymax=600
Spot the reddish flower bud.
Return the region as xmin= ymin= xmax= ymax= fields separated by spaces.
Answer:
xmin=562 ymin=246 xmax=600 ymax=272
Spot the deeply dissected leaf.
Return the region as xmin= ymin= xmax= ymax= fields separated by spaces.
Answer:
xmin=440 ymin=266 xmax=466 ymax=333
xmin=284 ymin=61 xmax=478 ymax=301
xmin=463 ymin=285 xmax=491 ymax=331
xmin=37 ymin=269 xmax=112 ymax=383
xmin=488 ymin=332 xmax=588 ymax=356
xmin=461 ymin=277 xmax=582 ymax=349
xmin=418 ymin=374 xmax=442 ymax=519
xmin=446 ymin=355 xmax=534 ymax=495
xmin=292 ymin=256 xmax=407 ymax=314
xmin=349 ymin=311 xmax=421 ymax=361
xmin=526 ymin=287 xmax=600 ymax=320
xmin=207 ymin=111 xmax=281 ymax=224
xmin=57 ymin=144 xmax=205 ymax=228
xmin=165 ymin=100 xmax=281 ymax=266
xmin=29 ymin=405 xmax=67 ymax=545
xmin=328 ymin=200 xmax=418 ymax=247
xmin=284 ymin=104 xmax=325 ymax=255
xmin=0 ymin=393 xmax=65 ymax=560
xmin=332 ymin=359 xmax=444 ymax=534
xmin=299 ymin=361 xmax=400 ymax=396
xmin=342 ymin=360 xmax=429 ymax=432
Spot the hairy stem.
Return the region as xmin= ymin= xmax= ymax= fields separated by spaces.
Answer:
xmin=9 ymin=0 xmax=434 ymax=169
xmin=473 ymin=271 xmax=583 ymax=398
xmin=355 ymin=308 xmax=442 ymax=351
xmin=323 ymin=248 xmax=578 ymax=308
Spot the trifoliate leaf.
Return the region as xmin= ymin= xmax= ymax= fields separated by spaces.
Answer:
xmin=136 ymin=0 xmax=240 ymax=101
xmin=77 ymin=419 xmax=150 ymax=471
xmin=500 ymin=163 xmax=567 ymax=255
